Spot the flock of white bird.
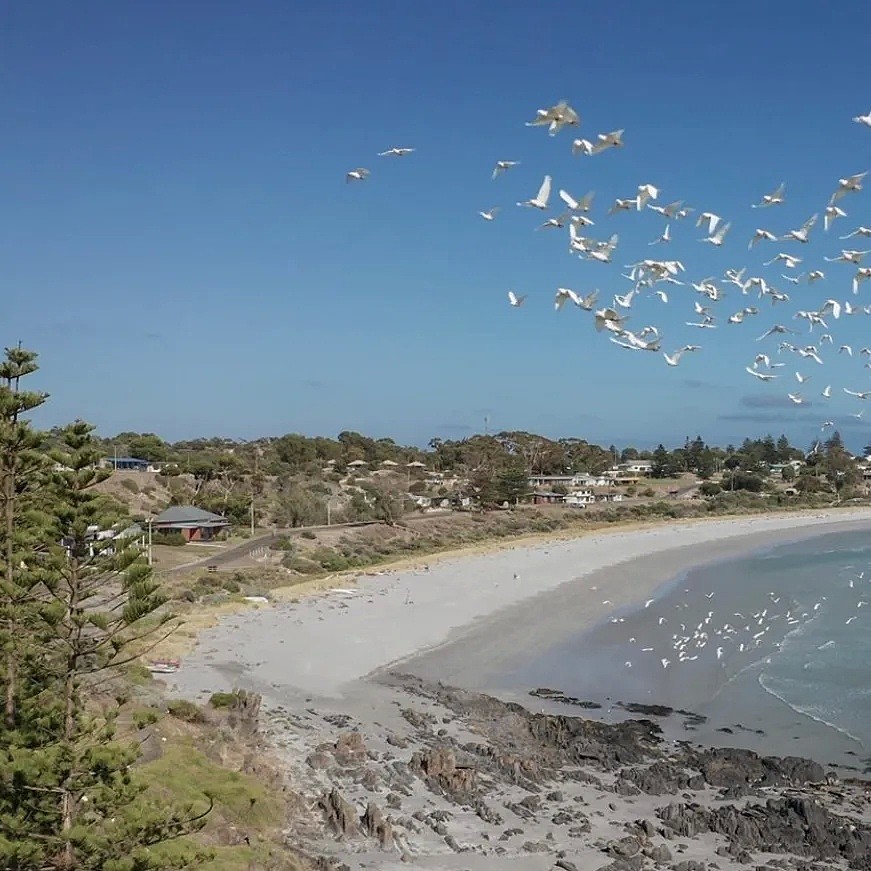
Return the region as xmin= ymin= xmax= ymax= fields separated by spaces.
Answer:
xmin=601 ymin=566 xmax=870 ymax=671
xmin=347 ymin=100 xmax=871 ymax=433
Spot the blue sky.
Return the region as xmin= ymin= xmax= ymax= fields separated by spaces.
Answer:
xmin=4 ymin=0 xmax=871 ymax=450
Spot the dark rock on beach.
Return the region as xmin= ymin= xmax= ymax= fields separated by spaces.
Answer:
xmin=658 ymin=796 xmax=871 ymax=867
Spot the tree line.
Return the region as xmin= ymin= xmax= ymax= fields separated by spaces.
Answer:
xmin=1 ymin=346 xmax=210 ymax=869
xmin=96 ymin=429 xmax=838 ymax=479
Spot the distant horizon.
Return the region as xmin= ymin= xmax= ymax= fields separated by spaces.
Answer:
xmin=64 ymin=419 xmax=867 ymax=457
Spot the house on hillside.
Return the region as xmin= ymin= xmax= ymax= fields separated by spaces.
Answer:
xmin=151 ymin=506 xmax=231 ymax=542
xmin=617 ymin=460 xmax=653 ymax=476
xmin=564 ymin=490 xmax=595 ymax=507
xmin=532 ymin=490 xmax=565 ymax=505
xmin=528 ymin=474 xmax=576 ymax=490
xmin=573 ymin=474 xmax=609 ymax=488
xmin=105 ymin=456 xmax=150 ymax=472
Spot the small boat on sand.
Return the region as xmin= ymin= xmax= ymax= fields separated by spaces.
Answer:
xmin=147 ymin=658 xmax=181 ymax=674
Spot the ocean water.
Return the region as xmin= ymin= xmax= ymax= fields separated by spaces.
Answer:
xmin=500 ymin=529 xmax=871 ymax=764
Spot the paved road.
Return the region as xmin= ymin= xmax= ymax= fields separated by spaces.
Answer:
xmin=157 ymin=520 xmax=385 ymax=575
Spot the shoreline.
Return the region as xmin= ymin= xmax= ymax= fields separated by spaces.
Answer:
xmin=165 ymin=508 xmax=871 ymax=869
xmin=169 ymin=509 xmax=871 ymax=704
xmin=153 ymin=506 xmax=870 ymax=663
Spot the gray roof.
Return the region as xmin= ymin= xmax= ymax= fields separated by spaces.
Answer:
xmin=153 ymin=505 xmax=229 ymax=525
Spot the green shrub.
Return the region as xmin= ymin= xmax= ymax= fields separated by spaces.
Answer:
xmin=270 ymin=536 xmax=295 ymax=551
xmin=208 ymin=691 xmax=240 ymax=710
xmin=301 ymin=530 xmax=317 ymax=540
xmin=125 ymin=662 xmax=154 ymax=685
xmin=167 ymin=699 xmax=206 ymax=723
xmin=281 ymin=554 xmax=320 ymax=574
xmin=120 ymin=478 xmax=140 ymax=494
xmin=220 ymin=578 xmax=241 ymax=593
xmin=156 ymin=531 xmax=187 ymax=546
xmin=132 ymin=708 xmax=161 ymax=729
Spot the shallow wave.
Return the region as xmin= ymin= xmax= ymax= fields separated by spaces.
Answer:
xmin=757 ymin=671 xmax=865 ymax=749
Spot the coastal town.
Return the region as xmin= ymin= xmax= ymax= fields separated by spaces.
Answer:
xmin=82 ymin=428 xmax=871 ymax=571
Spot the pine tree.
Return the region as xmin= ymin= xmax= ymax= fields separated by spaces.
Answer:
xmin=29 ymin=420 xmax=211 ymax=869
xmin=1 ymin=402 xmax=211 ymax=867
xmin=0 ymin=345 xmax=50 ymax=730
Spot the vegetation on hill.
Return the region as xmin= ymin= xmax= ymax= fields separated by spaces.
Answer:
xmin=81 ymin=425 xmax=868 ymax=532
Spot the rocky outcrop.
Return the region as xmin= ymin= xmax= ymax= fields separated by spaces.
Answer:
xmin=526 ymin=712 xmax=662 ymax=769
xmin=227 ymin=688 xmax=261 ymax=735
xmin=617 ymin=761 xmax=704 ymax=795
xmin=360 ymin=801 xmax=394 ymax=850
xmin=409 ymin=746 xmax=477 ymax=798
xmin=678 ymin=746 xmax=826 ymax=788
xmin=332 ymin=731 xmax=368 ymax=767
xmin=658 ymin=796 xmax=871 ymax=867
xmin=319 ymin=789 xmax=360 ymax=839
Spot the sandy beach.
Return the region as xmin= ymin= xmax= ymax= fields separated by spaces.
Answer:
xmin=170 ymin=509 xmax=871 ymax=704
xmin=166 ymin=509 xmax=871 ymax=870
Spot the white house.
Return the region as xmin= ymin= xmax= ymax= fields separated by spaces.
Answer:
xmin=619 ymin=460 xmax=653 ymax=475
xmin=572 ymin=474 xmax=609 ymax=488
xmin=564 ymin=489 xmax=596 ymax=506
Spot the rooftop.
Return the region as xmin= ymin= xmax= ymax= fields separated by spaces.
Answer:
xmin=152 ymin=505 xmax=229 ymax=526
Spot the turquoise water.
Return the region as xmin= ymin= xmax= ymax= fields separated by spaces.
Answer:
xmin=504 ymin=530 xmax=871 ymax=761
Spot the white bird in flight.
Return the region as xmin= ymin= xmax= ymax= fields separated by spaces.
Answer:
xmin=507 ymin=291 xmax=527 ymax=307
xmin=637 ymin=183 xmax=660 ymax=210
xmin=752 ymin=183 xmax=786 ymax=208
xmin=765 ymin=252 xmax=802 ymax=269
xmin=649 ymin=224 xmax=671 ymax=246
xmin=841 ymin=227 xmax=871 ymax=240
xmin=517 ymin=175 xmax=552 ymax=210
xmin=479 ymin=207 xmax=500 ymax=221
xmin=749 ymin=229 xmax=778 ymax=249
xmin=648 ymin=200 xmax=683 ymax=219
xmin=854 ymin=110 xmax=871 ymax=128
xmin=830 ymin=172 xmax=867 ymax=203
xmin=782 ymin=213 xmax=818 ymax=244
xmin=526 ymin=100 xmax=580 ymax=135
xmin=492 ymin=160 xmax=520 ymax=179
xmin=554 ymin=287 xmax=581 ymax=310
xmin=377 ymin=147 xmax=415 ymax=157
xmin=824 ymin=205 xmax=847 ymax=232
xmin=696 ymin=212 xmax=721 ymax=235
xmin=701 ymin=222 xmax=730 ymax=246
xmin=559 ymin=189 xmax=595 ymax=213
xmin=346 ymin=167 xmax=370 ymax=183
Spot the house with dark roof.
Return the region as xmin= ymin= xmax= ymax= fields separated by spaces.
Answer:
xmin=152 ymin=505 xmax=231 ymax=542
xmin=106 ymin=456 xmax=151 ymax=472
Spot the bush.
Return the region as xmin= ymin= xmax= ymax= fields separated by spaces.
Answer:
xmin=125 ymin=662 xmax=154 ymax=685
xmin=132 ymin=708 xmax=161 ymax=729
xmin=642 ymin=487 xmax=656 ymax=498
xmin=156 ymin=531 xmax=187 ymax=546
xmin=281 ymin=554 xmax=321 ymax=574
xmin=301 ymin=530 xmax=317 ymax=539
xmin=699 ymin=481 xmax=722 ymax=497
xmin=167 ymin=699 xmax=206 ymax=723
xmin=220 ymin=578 xmax=241 ymax=593
xmin=208 ymin=691 xmax=240 ymax=710
xmin=120 ymin=478 xmax=140 ymax=493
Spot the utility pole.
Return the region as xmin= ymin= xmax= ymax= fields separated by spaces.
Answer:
xmin=146 ymin=517 xmax=153 ymax=567
xmin=250 ymin=449 xmax=258 ymax=536
xmin=326 ymin=499 xmax=331 ymax=526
